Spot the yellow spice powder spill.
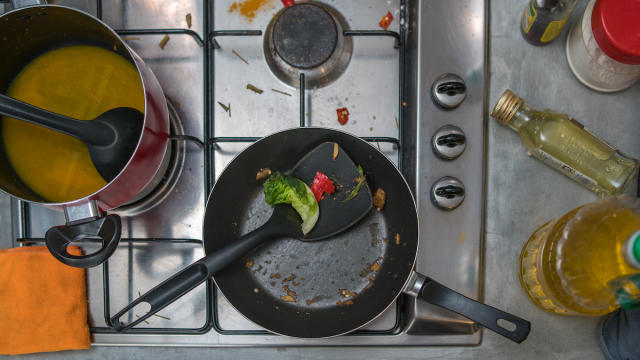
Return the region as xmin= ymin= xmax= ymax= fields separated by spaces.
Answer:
xmin=229 ymin=0 xmax=272 ymax=21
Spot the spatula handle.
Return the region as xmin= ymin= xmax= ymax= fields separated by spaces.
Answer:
xmin=110 ymin=205 xmax=302 ymax=331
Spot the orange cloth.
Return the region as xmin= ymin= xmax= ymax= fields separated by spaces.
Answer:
xmin=0 ymin=246 xmax=90 ymax=355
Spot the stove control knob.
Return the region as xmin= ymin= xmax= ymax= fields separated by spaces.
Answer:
xmin=431 ymin=176 xmax=465 ymax=210
xmin=431 ymin=125 xmax=466 ymax=160
xmin=431 ymin=73 xmax=466 ymax=109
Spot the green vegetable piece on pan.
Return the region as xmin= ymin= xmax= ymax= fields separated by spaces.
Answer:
xmin=344 ymin=165 xmax=365 ymax=202
xmin=263 ymin=171 xmax=319 ymax=235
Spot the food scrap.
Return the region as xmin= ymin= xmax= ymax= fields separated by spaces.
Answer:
xmin=339 ymin=289 xmax=358 ymax=298
xmin=283 ymin=285 xmax=297 ymax=297
xmin=158 ymin=34 xmax=170 ymax=49
xmin=247 ymin=83 xmax=264 ymax=94
xmin=332 ymin=142 xmax=339 ymax=160
xmin=186 ymin=13 xmax=192 ymax=28
xmin=336 ymin=299 xmax=354 ymax=307
xmin=306 ymin=295 xmax=324 ymax=306
xmin=245 ymin=259 xmax=254 ymax=268
xmin=217 ymin=101 xmax=231 ymax=117
xmin=253 ymin=288 xmax=259 ymax=293
xmin=283 ymin=273 xmax=296 ymax=282
xmin=394 ymin=233 xmax=401 ymax=245
xmin=272 ymin=88 xmax=292 ymax=96
xmin=379 ymin=11 xmax=394 ymax=30
xmin=270 ymin=272 xmax=281 ymax=279
xmin=344 ymin=166 xmax=366 ymax=202
xmin=336 ymin=107 xmax=349 ymax=125
xmin=228 ymin=0 xmax=271 ymax=21
xmin=373 ymin=188 xmax=386 ymax=211
xmin=281 ymin=295 xmax=296 ymax=302
xmin=310 ymin=171 xmax=335 ymax=202
xmin=232 ymin=49 xmax=249 ymax=65
xmin=370 ymin=261 xmax=381 ymax=272
xmin=364 ymin=277 xmax=375 ymax=290
xmin=256 ymin=168 xmax=272 ymax=180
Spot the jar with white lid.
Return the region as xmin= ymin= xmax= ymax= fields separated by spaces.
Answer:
xmin=565 ymin=0 xmax=640 ymax=92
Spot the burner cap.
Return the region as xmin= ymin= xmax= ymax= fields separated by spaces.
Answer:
xmin=273 ymin=3 xmax=338 ymax=69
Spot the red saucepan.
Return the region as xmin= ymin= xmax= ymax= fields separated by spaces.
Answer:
xmin=111 ymin=128 xmax=530 ymax=343
xmin=0 ymin=3 xmax=169 ymax=267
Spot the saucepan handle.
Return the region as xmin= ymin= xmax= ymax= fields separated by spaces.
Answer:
xmin=45 ymin=214 xmax=121 ymax=268
xmin=415 ymin=274 xmax=531 ymax=343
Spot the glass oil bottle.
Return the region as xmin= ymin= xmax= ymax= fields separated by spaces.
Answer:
xmin=491 ymin=89 xmax=638 ymax=197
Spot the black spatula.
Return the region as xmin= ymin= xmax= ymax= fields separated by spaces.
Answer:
xmin=0 ymin=93 xmax=143 ymax=182
xmin=110 ymin=142 xmax=373 ymax=331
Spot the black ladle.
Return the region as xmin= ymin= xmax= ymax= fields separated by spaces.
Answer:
xmin=0 ymin=93 xmax=143 ymax=182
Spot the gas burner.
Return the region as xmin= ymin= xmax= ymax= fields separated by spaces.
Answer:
xmin=263 ymin=2 xmax=352 ymax=89
xmin=112 ymin=99 xmax=185 ymax=217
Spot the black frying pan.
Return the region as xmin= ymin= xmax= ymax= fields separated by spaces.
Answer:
xmin=111 ymin=128 xmax=530 ymax=342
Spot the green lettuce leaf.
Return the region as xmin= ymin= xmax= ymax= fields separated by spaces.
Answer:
xmin=263 ymin=171 xmax=319 ymax=234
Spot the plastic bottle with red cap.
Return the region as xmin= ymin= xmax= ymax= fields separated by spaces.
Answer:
xmin=566 ymin=0 xmax=640 ymax=92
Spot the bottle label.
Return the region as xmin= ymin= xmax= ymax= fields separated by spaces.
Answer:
xmin=612 ymin=274 xmax=640 ymax=310
xmin=541 ymin=17 xmax=569 ymax=43
xmin=521 ymin=2 xmax=536 ymax=34
xmin=529 ymin=148 xmax=598 ymax=190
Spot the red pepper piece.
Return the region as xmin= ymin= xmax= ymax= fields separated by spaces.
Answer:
xmin=281 ymin=0 xmax=295 ymax=7
xmin=379 ymin=11 xmax=394 ymax=30
xmin=310 ymin=171 xmax=335 ymax=202
xmin=336 ymin=107 xmax=349 ymax=125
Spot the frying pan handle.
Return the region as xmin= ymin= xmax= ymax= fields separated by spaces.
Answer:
xmin=418 ymin=276 xmax=531 ymax=343
xmin=45 ymin=214 xmax=121 ymax=268
xmin=109 ymin=205 xmax=300 ymax=331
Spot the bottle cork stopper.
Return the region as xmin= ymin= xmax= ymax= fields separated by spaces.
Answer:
xmin=491 ymin=89 xmax=524 ymax=126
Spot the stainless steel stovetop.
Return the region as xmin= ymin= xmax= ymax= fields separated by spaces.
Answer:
xmin=5 ymin=0 xmax=487 ymax=346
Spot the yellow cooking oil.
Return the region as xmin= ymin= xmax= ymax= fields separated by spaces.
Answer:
xmin=1 ymin=45 xmax=144 ymax=202
xmin=491 ymin=90 xmax=638 ymax=197
xmin=519 ymin=196 xmax=640 ymax=315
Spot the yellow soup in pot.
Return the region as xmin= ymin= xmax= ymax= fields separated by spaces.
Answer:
xmin=2 ymin=45 xmax=144 ymax=203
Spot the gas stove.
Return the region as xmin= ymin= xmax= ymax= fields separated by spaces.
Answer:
xmin=5 ymin=0 xmax=487 ymax=346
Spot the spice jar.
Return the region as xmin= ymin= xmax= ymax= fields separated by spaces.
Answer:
xmin=521 ymin=0 xmax=578 ymax=46
xmin=566 ymin=0 xmax=640 ymax=92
